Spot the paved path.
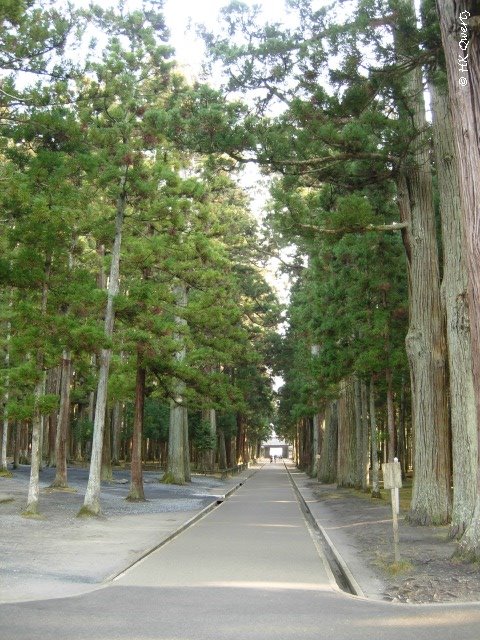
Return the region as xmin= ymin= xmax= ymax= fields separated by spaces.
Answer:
xmin=1 ymin=464 xmax=479 ymax=640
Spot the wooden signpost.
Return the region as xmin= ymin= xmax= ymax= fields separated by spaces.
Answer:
xmin=382 ymin=459 xmax=402 ymax=562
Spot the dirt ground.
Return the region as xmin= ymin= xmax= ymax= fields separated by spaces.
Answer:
xmin=310 ymin=482 xmax=480 ymax=603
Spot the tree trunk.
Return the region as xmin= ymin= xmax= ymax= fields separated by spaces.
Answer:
xmin=398 ymin=375 xmax=407 ymax=477
xmin=163 ymin=282 xmax=189 ymax=485
xmin=312 ymin=410 xmax=320 ymax=477
xmin=236 ymin=413 xmax=246 ymax=464
xmin=47 ymin=411 xmax=57 ymax=468
xmin=101 ymin=407 xmax=113 ymax=482
xmin=24 ymin=379 xmax=43 ymax=517
xmin=390 ymin=0 xmax=452 ymax=526
xmin=208 ymin=409 xmax=217 ymax=471
xmin=1 ymin=407 xmax=8 ymax=474
xmin=1 ymin=318 xmax=10 ymax=474
xmin=165 ymin=397 xmax=187 ymax=483
xmin=370 ymin=377 xmax=381 ymax=498
xmin=436 ymin=0 xmax=480 ymax=558
xmin=385 ymin=368 xmax=396 ymax=462
xmin=337 ymin=378 xmax=357 ymax=488
xmin=127 ymin=353 xmax=146 ymax=501
xmin=79 ymin=173 xmax=126 ymax=517
xmin=360 ymin=379 xmax=370 ymax=491
xmin=354 ymin=375 xmax=365 ymax=488
xmin=201 ymin=408 xmax=217 ymax=472
xmin=311 ymin=344 xmax=320 ymax=476
xmin=44 ymin=366 xmax=59 ymax=467
xmin=24 ymin=253 xmax=51 ymax=516
xmin=13 ymin=422 xmax=20 ymax=469
xmin=111 ymin=401 xmax=122 ymax=466
xmin=50 ymin=351 xmax=72 ymax=489
xmin=318 ymin=400 xmax=338 ymax=483
xmin=429 ymin=76 xmax=477 ymax=538
xmin=218 ymin=427 xmax=227 ymax=470
xmin=183 ymin=405 xmax=191 ymax=482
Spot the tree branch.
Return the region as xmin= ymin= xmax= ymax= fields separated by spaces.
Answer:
xmin=275 ymin=152 xmax=399 ymax=167
xmin=295 ymin=221 xmax=408 ymax=235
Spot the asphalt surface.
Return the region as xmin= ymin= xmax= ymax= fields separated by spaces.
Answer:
xmin=1 ymin=463 xmax=480 ymax=640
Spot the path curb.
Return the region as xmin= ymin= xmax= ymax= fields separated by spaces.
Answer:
xmin=285 ymin=464 xmax=365 ymax=598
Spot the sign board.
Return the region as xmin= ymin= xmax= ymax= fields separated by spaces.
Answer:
xmin=383 ymin=461 xmax=402 ymax=489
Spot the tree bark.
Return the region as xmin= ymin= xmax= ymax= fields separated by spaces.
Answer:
xmin=79 ymin=173 xmax=126 ymax=517
xmin=24 ymin=253 xmax=51 ymax=516
xmin=337 ymin=378 xmax=357 ymax=488
xmin=13 ymin=422 xmax=20 ymax=468
xmin=436 ymin=0 xmax=480 ymax=557
xmin=360 ymin=379 xmax=370 ymax=491
xmin=163 ymin=281 xmax=189 ymax=484
xmin=369 ymin=377 xmax=381 ymax=498
xmin=208 ymin=409 xmax=217 ymax=471
xmin=397 ymin=375 xmax=407 ymax=477
xmin=101 ymin=407 xmax=113 ymax=482
xmin=201 ymin=408 xmax=217 ymax=472
xmin=385 ymin=368 xmax=396 ymax=462
xmin=45 ymin=360 xmax=60 ymax=467
xmin=236 ymin=413 xmax=247 ymax=464
xmin=50 ymin=351 xmax=72 ymax=489
xmin=429 ymin=76 xmax=477 ymax=538
xmin=1 ymin=318 xmax=11 ymax=474
xmin=218 ymin=427 xmax=227 ymax=470
xmin=127 ymin=352 xmax=146 ymax=501
xmin=111 ymin=401 xmax=122 ymax=466
xmin=24 ymin=382 xmax=43 ymax=516
xmin=353 ymin=374 xmax=364 ymax=489
xmin=311 ymin=410 xmax=321 ymax=477
xmin=318 ymin=400 xmax=338 ymax=483
xmin=183 ymin=404 xmax=191 ymax=482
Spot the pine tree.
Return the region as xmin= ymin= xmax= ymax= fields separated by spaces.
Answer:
xmin=77 ymin=2 xmax=175 ymax=516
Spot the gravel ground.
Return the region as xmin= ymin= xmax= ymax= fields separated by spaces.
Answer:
xmin=0 ymin=464 xmax=247 ymax=603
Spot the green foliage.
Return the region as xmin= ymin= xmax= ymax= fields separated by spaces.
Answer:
xmin=217 ymin=411 xmax=237 ymax=439
xmin=0 ymin=0 xmax=279 ymax=468
xmin=124 ymin=399 xmax=169 ymax=442
xmin=326 ymin=194 xmax=377 ymax=230
xmin=73 ymin=417 xmax=94 ymax=445
xmin=191 ymin=418 xmax=216 ymax=453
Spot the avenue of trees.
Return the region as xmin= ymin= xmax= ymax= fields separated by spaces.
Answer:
xmin=197 ymin=0 xmax=480 ymax=560
xmin=1 ymin=0 xmax=480 ymax=563
xmin=0 ymin=1 xmax=278 ymax=517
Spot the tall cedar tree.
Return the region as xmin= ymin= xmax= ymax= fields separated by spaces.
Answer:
xmin=436 ymin=0 xmax=480 ymax=559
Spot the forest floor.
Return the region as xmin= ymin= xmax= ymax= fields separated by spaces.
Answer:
xmin=307 ymin=480 xmax=480 ymax=604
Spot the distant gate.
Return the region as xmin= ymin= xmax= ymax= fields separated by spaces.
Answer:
xmin=261 ymin=444 xmax=289 ymax=459
xmin=260 ymin=431 xmax=292 ymax=459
